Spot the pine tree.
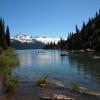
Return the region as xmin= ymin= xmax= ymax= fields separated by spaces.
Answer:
xmin=99 ymin=9 xmax=100 ymax=15
xmin=0 ymin=18 xmax=2 ymax=47
xmin=60 ymin=38 xmax=63 ymax=50
xmin=6 ymin=25 xmax=10 ymax=47
xmin=0 ymin=18 xmax=7 ymax=49
xmin=75 ymin=25 xmax=79 ymax=33
xmin=82 ymin=22 xmax=86 ymax=29
xmin=95 ymin=11 xmax=98 ymax=17
xmin=2 ymin=19 xmax=7 ymax=49
xmin=66 ymin=10 xmax=100 ymax=51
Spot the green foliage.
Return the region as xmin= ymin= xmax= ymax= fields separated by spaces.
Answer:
xmin=6 ymin=25 xmax=10 ymax=47
xmin=66 ymin=10 xmax=100 ymax=51
xmin=75 ymin=25 xmax=80 ymax=33
xmin=0 ymin=17 xmax=11 ymax=49
xmin=44 ymin=39 xmax=67 ymax=50
xmin=37 ymin=75 xmax=48 ymax=87
xmin=0 ymin=47 xmax=3 ymax=54
xmin=4 ymin=76 xmax=19 ymax=93
xmin=0 ymin=48 xmax=20 ymax=73
xmin=71 ymin=83 xmax=92 ymax=94
xmin=72 ymin=83 xmax=80 ymax=92
xmin=44 ymin=10 xmax=100 ymax=51
xmin=44 ymin=42 xmax=57 ymax=50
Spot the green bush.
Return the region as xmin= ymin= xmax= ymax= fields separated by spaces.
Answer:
xmin=4 ymin=76 xmax=19 ymax=93
xmin=0 ymin=47 xmax=3 ymax=54
xmin=0 ymin=47 xmax=19 ymax=73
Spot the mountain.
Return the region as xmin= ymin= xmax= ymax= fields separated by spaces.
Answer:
xmin=34 ymin=36 xmax=60 ymax=44
xmin=11 ymin=34 xmax=60 ymax=49
xmin=11 ymin=34 xmax=44 ymax=49
xmin=11 ymin=40 xmax=44 ymax=49
xmin=11 ymin=34 xmax=34 ymax=43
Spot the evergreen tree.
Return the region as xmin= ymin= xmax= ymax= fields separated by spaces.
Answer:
xmin=0 ymin=17 xmax=11 ymax=49
xmin=2 ymin=19 xmax=7 ymax=49
xmin=66 ymin=9 xmax=100 ymax=51
xmin=75 ymin=25 xmax=79 ymax=33
xmin=95 ymin=11 xmax=98 ymax=17
xmin=6 ymin=25 xmax=10 ymax=47
xmin=0 ymin=18 xmax=7 ymax=49
xmin=60 ymin=38 xmax=63 ymax=50
xmin=99 ymin=9 xmax=100 ymax=15
xmin=0 ymin=18 xmax=2 ymax=47
xmin=44 ymin=10 xmax=100 ymax=51
xmin=82 ymin=22 xmax=86 ymax=29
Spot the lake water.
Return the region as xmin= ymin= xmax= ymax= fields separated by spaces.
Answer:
xmin=12 ymin=49 xmax=100 ymax=91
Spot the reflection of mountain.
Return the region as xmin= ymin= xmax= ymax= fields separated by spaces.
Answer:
xmin=18 ymin=50 xmax=54 ymax=66
xmin=18 ymin=54 xmax=33 ymax=66
xmin=68 ymin=52 xmax=100 ymax=83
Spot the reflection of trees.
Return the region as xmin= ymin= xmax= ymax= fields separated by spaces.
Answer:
xmin=68 ymin=52 xmax=100 ymax=84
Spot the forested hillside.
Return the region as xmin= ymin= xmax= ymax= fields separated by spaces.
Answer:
xmin=67 ymin=10 xmax=100 ymax=51
xmin=44 ymin=10 xmax=100 ymax=51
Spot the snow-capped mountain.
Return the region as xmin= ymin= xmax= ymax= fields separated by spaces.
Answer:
xmin=11 ymin=34 xmax=34 ymax=43
xmin=11 ymin=34 xmax=45 ymax=49
xmin=33 ymin=37 xmax=60 ymax=44
xmin=11 ymin=34 xmax=60 ymax=44
xmin=11 ymin=34 xmax=67 ymax=49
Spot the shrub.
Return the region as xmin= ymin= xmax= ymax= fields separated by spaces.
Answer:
xmin=0 ymin=47 xmax=19 ymax=73
xmin=0 ymin=47 xmax=3 ymax=54
xmin=4 ymin=76 xmax=19 ymax=93
xmin=37 ymin=75 xmax=48 ymax=87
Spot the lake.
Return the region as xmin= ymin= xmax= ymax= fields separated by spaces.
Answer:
xmin=12 ymin=49 xmax=100 ymax=91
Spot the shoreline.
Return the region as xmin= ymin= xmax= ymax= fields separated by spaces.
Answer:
xmin=0 ymin=78 xmax=100 ymax=100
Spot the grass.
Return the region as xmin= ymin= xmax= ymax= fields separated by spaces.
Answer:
xmin=72 ymin=83 xmax=91 ymax=94
xmin=4 ymin=76 xmax=19 ymax=93
xmin=0 ymin=47 xmax=20 ymax=93
xmin=72 ymin=83 xmax=80 ymax=92
xmin=36 ymin=75 xmax=48 ymax=87
xmin=0 ymin=47 xmax=20 ymax=73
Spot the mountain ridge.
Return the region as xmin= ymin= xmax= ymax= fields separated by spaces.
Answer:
xmin=11 ymin=34 xmax=60 ymax=44
xmin=10 ymin=34 xmax=61 ymax=49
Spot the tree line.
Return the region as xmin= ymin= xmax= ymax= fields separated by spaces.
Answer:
xmin=44 ymin=38 xmax=67 ymax=50
xmin=44 ymin=10 xmax=100 ymax=51
xmin=0 ymin=18 xmax=10 ymax=50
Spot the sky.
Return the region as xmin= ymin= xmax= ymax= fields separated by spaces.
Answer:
xmin=0 ymin=0 xmax=100 ymax=37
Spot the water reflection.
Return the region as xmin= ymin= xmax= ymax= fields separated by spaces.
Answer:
xmin=18 ymin=54 xmax=33 ymax=66
xmin=12 ymin=50 xmax=100 ymax=91
xmin=68 ymin=52 xmax=100 ymax=89
xmin=17 ymin=50 xmax=61 ymax=66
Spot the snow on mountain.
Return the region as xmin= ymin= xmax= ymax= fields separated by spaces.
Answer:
xmin=11 ymin=34 xmax=34 ymax=43
xmin=11 ymin=34 xmax=61 ymax=44
xmin=34 ymin=37 xmax=60 ymax=44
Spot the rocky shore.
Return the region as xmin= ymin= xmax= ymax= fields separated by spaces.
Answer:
xmin=0 ymin=78 xmax=100 ymax=100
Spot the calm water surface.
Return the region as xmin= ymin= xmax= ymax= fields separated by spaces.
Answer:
xmin=12 ymin=49 xmax=100 ymax=91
